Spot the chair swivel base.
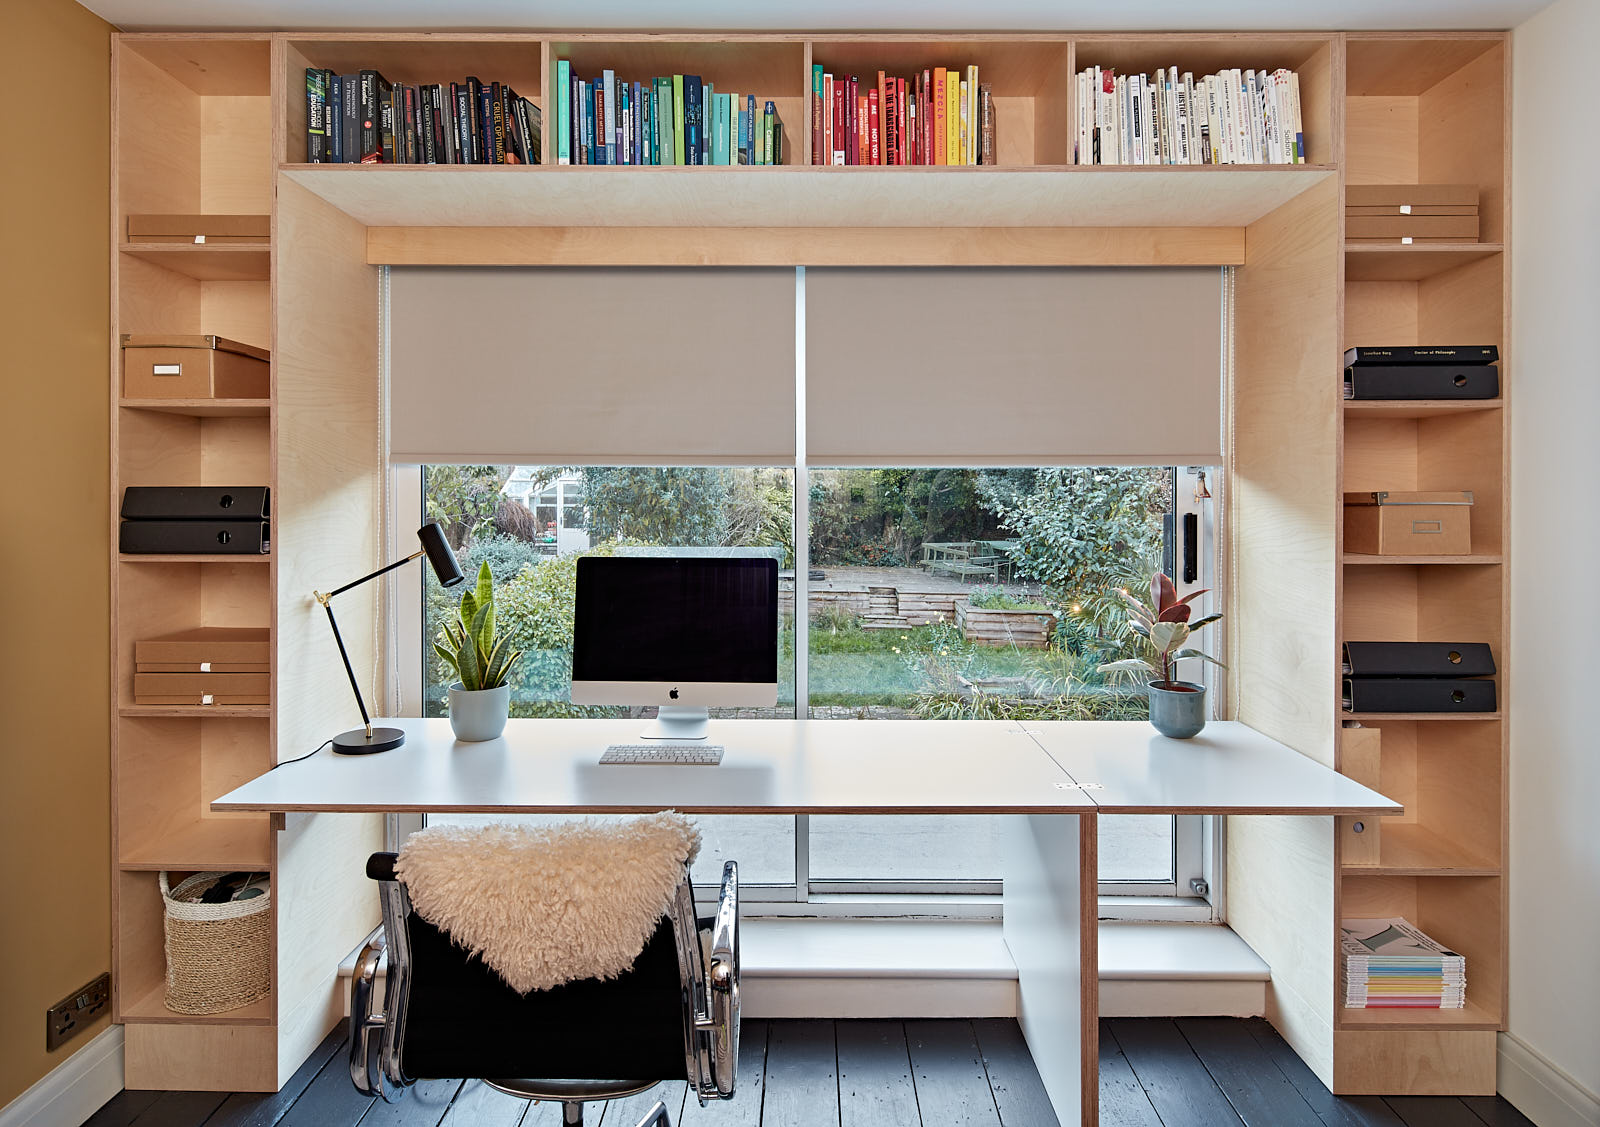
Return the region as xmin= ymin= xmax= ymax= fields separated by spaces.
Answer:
xmin=333 ymin=727 xmax=406 ymax=755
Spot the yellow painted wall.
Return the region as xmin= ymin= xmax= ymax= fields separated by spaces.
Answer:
xmin=0 ymin=0 xmax=114 ymax=1107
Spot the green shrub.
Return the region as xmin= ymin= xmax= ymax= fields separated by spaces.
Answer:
xmin=966 ymin=585 xmax=1054 ymax=613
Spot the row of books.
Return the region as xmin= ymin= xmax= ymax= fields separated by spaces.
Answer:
xmin=305 ymin=69 xmax=541 ymax=165
xmin=552 ymin=61 xmax=785 ymax=165
xmin=1073 ymin=66 xmax=1306 ymax=166
xmin=810 ymin=64 xmax=994 ymax=166
xmin=1342 ymin=918 xmax=1466 ymax=1009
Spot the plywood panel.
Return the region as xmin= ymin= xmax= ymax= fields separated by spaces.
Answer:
xmin=119 ymin=410 xmax=201 ymax=487
xmin=202 ymin=96 xmax=274 ymax=213
xmin=118 ymin=44 xmax=201 ymax=216
xmin=199 ymin=415 xmax=271 ymax=483
xmin=199 ymin=280 xmax=271 ymax=348
xmin=1418 ymin=44 xmax=1505 ymax=243
xmin=122 ymin=36 xmax=271 ymax=97
xmin=119 ymin=254 xmax=204 ymax=337
xmin=125 ymin=1022 xmax=278 ymax=1091
xmin=1344 ymin=97 xmax=1418 ymax=185
xmin=1333 ymin=1029 xmax=1496 ymax=1094
xmin=1343 ymin=280 xmax=1417 ymax=349
xmin=366 ymin=224 xmax=1247 ymax=266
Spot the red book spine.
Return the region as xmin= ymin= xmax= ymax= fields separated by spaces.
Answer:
xmin=848 ymin=76 xmax=859 ymax=165
xmin=868 ymin=88 xmax=880 ymax=164
xmin=922 ymin=69 xmax=933 ymax=165
xmin=857 ymin=94 xmax=868 ymax=164
xmin=876 ymin=71 xmax=887 ymax=165
xmin=838 ymin=78 xmax=851 ymax=164
xmin=898 ymin=77 xmax=909 ymax=164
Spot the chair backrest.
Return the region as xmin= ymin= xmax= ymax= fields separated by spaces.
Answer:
xmin=354 ymin=849 xmax=739 ymax=1106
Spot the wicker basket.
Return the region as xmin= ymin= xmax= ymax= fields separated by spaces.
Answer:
xmin=160 ymin=872 xmax=272 ymax=1015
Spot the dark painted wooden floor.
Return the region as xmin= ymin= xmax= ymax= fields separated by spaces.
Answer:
xmin=82 ymin=1018 xmax=1539 ymax=1127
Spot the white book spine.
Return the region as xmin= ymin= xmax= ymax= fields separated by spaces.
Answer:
xmin=1262 ymin=71 xmax=1279 ymax=164
xmin=1174 ymin=67 xmax=1189 ymax=164
xmin=1165 ymin=67 xmax=1179 ymax=164
xmin=1097 ymin=68 xmax=1111 ymax=165
xmin=1254 ymin=70 xmax=1270 ymax=164
xmin=1231 ymin=69 xmax=1249 ymax=164
xmin=1077 ymin=70 xmax=1089 ymax=164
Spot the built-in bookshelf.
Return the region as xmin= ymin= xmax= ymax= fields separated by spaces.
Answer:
xmin=1334 ymin=33 xmax=1508 ymax=1091
xmin=109 ymin=28 xmax=1510 ymax=1100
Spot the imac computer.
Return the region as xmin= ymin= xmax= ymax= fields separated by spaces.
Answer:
xmin=570 ymin=555 xmax=779 ymax=741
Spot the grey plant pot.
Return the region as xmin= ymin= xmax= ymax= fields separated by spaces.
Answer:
xmin=1148 ymin=680 xmax=1207 ymax=740
xmin=447 ymin=682 xmax=511 ymax=742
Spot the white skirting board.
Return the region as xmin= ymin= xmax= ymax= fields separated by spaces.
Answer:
xmin=0 ymin=1026 xmax=124 ymax=1127
xmin=1498 ymin=1032 xmax=1600 ymax=1127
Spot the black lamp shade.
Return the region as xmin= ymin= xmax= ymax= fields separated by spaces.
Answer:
xmin=419 ymin=521 xmax=465 ymax=587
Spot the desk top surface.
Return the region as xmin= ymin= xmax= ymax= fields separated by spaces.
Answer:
xmin=213 ymin=718 xmax=1399 ymax=817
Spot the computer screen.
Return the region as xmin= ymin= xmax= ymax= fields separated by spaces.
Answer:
xmin=570 ymin=556 xmax=779 ymax=736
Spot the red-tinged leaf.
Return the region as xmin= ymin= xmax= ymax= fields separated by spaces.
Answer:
xmin=1158 ymin=603 xmax=1192 ymax=623
xmin=1172 ymin=588 xmax=1211 ymax=608
xmin=1151 ymin=572 xmax=1177 ymax=613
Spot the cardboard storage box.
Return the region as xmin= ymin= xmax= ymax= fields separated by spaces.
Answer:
xmin=1345 ymin=214 xmax=1480 ymax=241
xmin=126 ymin=213 xmax=269 ymax=244
xmin=134 ymin=671 xmax=270 ymax=706
xmin=136 ymin=627 xmax=269 ymax=673
xmin=1344 ymin=491 xmax=1473 ymax=555
xmin=122 ymin=334 xmax=269 ymax=400
xmin=1345 ymin=184 xmax=1478 ymax=209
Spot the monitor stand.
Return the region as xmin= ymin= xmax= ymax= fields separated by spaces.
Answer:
xmin=640 ymin=705 xmax=710 ymax=741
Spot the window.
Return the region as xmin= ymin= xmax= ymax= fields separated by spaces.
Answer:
xmin=407 ymin=461 xmax=1220 ymax=912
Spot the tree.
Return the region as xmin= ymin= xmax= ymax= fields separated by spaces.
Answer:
xmin=581 ymin=467 xmax=731 ymax=546
xmin=423 ymin=464 xmax=515 ymax=550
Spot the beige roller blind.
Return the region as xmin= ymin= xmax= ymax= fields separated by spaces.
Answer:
xmin=389 ymin=267 xmax=795 ymax=465
xmin=806 ymin=267 xmax=1223 ymax=466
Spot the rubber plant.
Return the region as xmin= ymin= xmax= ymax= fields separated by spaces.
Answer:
xmin=434 ymin=561 xmax=523 ymax=691
xmin=1097 ymin=572 xmax=1224 ymax=690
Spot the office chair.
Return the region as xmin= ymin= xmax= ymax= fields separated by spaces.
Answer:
xmin=349 ymin=848 xmax=740 ymax=1127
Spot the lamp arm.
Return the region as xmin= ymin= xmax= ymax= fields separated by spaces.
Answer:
xmin=312 ymin=548 xmax=425 ymax=740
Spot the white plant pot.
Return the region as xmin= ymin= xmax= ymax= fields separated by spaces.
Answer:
xmin=447 ymin=682 xmax=510 ymax=742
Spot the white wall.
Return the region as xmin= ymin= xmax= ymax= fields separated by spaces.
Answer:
xmin=1508 ymin=1 xmax=1600 ymax=1122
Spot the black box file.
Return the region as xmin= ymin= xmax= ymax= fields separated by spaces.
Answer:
xmin=120 ymin=520 xmax=269 ymax=555
xmin=121 ymin=486 xmax=270 ymax=521
xmin=1342 ymin=677 xmax=1497 ymax=713
xmin=1343 ymin=641 xmax=1496 ymax=678
xmin=1344 ymin=365 xmax=1499 ymax=401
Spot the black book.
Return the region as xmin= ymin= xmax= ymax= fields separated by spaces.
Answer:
xmin=417 ymin=85 xmax=434 ymax=163
xmin=327 ymin=70 xmax=342 ymax=162
xmin=1344 ymin=345 xmax=1499 ymax=367
xmin=305 ymin=68 xmax=329 ymax=162
xmin=454 ymin=82 xmax=474 ymax=164
xmin=1344 ymin=364 xmax=1499 ymax=401
xmin=122 ymin=486 xmax=270 ymax=521
xmin=1342 ymin=641 xmax=1496 ymax=678
xmin=465 ymin=77 xmax=484 ymax=163
xmin=359 ymin=69 xmax=390 ymax=162
xmin=340 ymin=74 xmax=360 ymax=163
xmin=120 ymin=520 xmax=270 ymax=555
xmin=1343 ymin=677 xmax=1497 ymax=714
xmin=685 ymin=76 xmax=702 ymax=165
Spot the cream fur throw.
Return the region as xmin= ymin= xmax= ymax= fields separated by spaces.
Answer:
xmin=394 ymin=814 xmax=700 ymax=993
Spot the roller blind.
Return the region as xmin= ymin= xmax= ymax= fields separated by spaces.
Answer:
xmin=805 ymin=267 xmax=1224 ymax=466
xmin=389 ymin=267 xmax=796 ymax=465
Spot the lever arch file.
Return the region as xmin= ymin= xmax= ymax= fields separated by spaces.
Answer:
xmin=1343 ymin=641 xmax=1496 ymax=678
xmin=121 ymin=486 xmax=270 ymax=521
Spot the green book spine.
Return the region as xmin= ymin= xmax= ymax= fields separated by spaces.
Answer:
xmin=812 ymin=63 xmax=823 ymax=165
xmin=673 ymin=75 xmax=686 ymax=166
xmin=556 ymin=59 xmax=571 ymax=164
xmin=764 ymin=103 xmax=775 ymax=165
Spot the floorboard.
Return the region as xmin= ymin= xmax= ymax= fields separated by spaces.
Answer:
xmin=836 ymin=1020 xmax=919 ymax=1127
xmin=1385 ymin=1096 xmax=1495 ymax=1127
xmin=904 ymin=1020 xmax=1001 ymax=1126
xmin=676 ymin=1019 xmax=769 ymax=1126
xmin=1239 ymin=1017 xmax=1407 ymax=1127
xmin=1107 ymin=1017 xmax=1246 ymax=1127
xmin=354 ymin=1077 xmax=462 ymax=1125
xmin=92 ymin=1016 xmax=1519 ymax=1127
xmin=1177 ymin=1016 xmax=1325 ymax=1127
xmin=1096 ymin=1022 xmax=1162 ymax=1127
xmin=1460 ymin=1095 xmax=1540 ymax=1127
xmin=436 ymin=1080 xmax=530 ymax=1126
xmin=971 ymin=1018 xmax=1059 ymax=1127
xmin=206 ymin=1027 xmax=347 ymax=1127
xmin=758 ymin=1020 xmax=839 ymax=1127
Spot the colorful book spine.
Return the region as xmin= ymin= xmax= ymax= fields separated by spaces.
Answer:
xmin=305 ymin=68 xmax=329 ymax=162
xmin=701 ymin=82 xmax=714 ymax=165
xmin=933 ymin=68 xmax=947 ymax=165
xmin=673 ymin=76 xmax=687 ymax=165
xmin=766 ymin=100 xmax=780 ymax=166
xmin=812 ymin=64 xmax=824 ymax=165
xmin=556 ymin=60 xmax=571 ymax=163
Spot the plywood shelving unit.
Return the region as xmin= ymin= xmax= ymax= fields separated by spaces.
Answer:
xmin=108 ymin=28 xmax=1511 ymax=1101
xmin=1334 ymin=33 xmax=1509 ymax=1093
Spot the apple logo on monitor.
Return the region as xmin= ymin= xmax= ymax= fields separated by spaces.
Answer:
xmin=670 ymin=688 xmax=679 ymax=699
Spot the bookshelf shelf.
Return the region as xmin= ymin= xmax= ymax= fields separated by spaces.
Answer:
xmin=119 ymin=818 xmax=273 ymax=871
xmin=1341 ymin=823 xmax=1498 ymax=877
xmin=119 ymin=242 xmax=271 ymax=282
xmin=281 ymin=163 xmax=1333 ymax=229
xmin=1342 ymin=553 xmax=1501 ymax=565
xmin=118 ymin=983 xmax=275 ymax=1027
xmin=118 ymin=705 xmax=270 ymax=718
xmin=1337 ymin=1000 xmax=1500 ymax=1032
xmin=1344 ymin=243 xmax=1502 ymax=282
xmin=119 ymin=398 xmax=272 ymax=418
xmin=1342 ymin=401 xmax=1501 ymax=419
xmin=119 ymin=554 xmax=270 ymax=565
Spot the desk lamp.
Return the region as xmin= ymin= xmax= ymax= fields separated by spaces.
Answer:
xmin=315 ymin=520 xmax=464 ymax=754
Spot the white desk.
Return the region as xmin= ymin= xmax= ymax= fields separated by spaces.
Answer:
xmin=215 ymin=717 xmax=1397 ymax=1125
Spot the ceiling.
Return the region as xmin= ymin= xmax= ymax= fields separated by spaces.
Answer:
xmin=81 ymin=0 xmax=1554 ymax=31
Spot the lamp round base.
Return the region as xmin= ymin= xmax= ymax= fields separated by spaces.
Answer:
xmin=332 ymin=727 xmax=405 ymax=755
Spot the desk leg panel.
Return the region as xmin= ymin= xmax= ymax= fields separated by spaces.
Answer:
xmin=1003 ymin=813 xmax=1096 ymax=1127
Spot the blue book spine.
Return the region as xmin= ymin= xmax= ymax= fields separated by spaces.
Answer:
xmin=477 ymin=83 xmax=495 ymax=164
xmin=745 ymin=94 xmax=756 ymax=166
xmin=711 ymin=93 xmax=727 ymax=165
xmin=603 ymin=69 xmax=617 ymax=165
xmin=701 ymin=82 xmax=714 ymax=165
xmin=684 ymin=76 xmax=702 ymax=165
xmin=634 ymin=82 xmax=645 ymax=164
xmin=571 ymin=72 xmax=582 ymax=163
xmin=620 ymin=83 xmax=631 ymax=164
xmin=556 ymin=59 xmax=571 ymax=164
xmin=583 ymin=81 xmax=595 ymax=165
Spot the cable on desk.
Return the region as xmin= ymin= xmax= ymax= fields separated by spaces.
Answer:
xmin=272 ymin=739 xmax=332 ymax=769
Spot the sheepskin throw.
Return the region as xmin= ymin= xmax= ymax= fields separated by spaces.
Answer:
xmin=394 ymin=814 xmax=701 ymax=993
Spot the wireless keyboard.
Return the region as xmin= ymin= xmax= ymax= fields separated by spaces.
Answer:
xmin=599 ymin=743 xmax=726 ymax=766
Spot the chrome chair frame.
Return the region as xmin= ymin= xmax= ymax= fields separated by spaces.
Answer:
xmin=351 ymin=857 xmax=739 ymax=1127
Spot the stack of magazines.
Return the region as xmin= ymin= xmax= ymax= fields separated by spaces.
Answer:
xmin=1342 ymin=918 xmax=1466 ymax=1009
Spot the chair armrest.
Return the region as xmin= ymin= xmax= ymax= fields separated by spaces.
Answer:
xmin=348 ymin=932 xmax=387 ymax=1096
xmin=707 ymin=860 xmax=739 ymax=1098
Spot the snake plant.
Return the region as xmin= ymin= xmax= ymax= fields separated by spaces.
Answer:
xmin=434 ymin=562 xmax=523 ymax=691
